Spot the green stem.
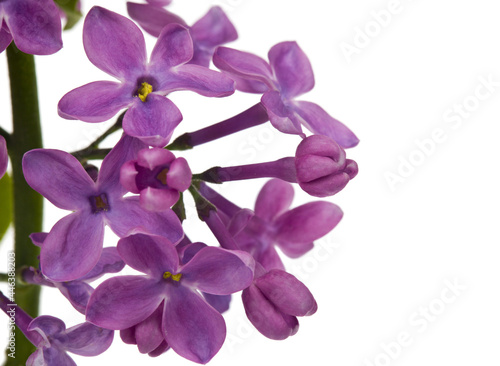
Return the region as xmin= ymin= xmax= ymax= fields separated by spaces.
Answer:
xmin=5 ymin=44 xmax=43 ymax=365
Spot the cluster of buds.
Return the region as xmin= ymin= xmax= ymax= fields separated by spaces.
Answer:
xmin=0 ymin=1 xmax=359 ymax=365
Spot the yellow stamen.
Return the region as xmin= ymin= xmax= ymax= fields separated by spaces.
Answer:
xmin=163 ymin=271 xmax=182 ymax=281
xmin=137 ymin=82 xmax=153 ymax=102
xmin=156 ymin=168 xmax=169 ymax=185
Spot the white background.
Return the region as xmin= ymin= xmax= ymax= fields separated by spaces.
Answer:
xmin=1 ymin=0 xmax=500 ymax=365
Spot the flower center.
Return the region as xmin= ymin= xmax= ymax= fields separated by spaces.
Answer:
xmin=89 ymin=193 xmax=110 ymax=214
xmin=163 ymin=271 xmax=182 ymax=282
xmin=156 ymin=168 xmax=169 ymax=185
xmin=137 ymin=82 xmax=153 ymax=102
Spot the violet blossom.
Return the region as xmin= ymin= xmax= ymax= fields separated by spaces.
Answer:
xmin=58 ymin=6 xmax=235 ymax=147
xmin=86 ymin=233 xmax=255 ymax=364
xmin=0 ymin=135 xmax=7 ymax=178
xmin=242 ymin=263 xmax=317 ymax=340
xmin=120 ymin=147 xmax=192 ymax=211
xmin=22 ymin=134 xmax=183 ymax=282
xmin=127 ymin=4 xmax=237 ymax=67
xmin=213 ymin=42 xmax=359 ymax=148
xmin=0 ymin=0 xmax=62 ymax=55
xmin=0 ymin=292 xmax=113 ymax=366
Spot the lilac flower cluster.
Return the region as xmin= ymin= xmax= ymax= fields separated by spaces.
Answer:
xmin=1 ymin=2 xmax=359 ymax=365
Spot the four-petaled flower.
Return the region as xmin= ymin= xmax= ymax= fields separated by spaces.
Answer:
xmin=86 ymin=233 xmax=254 ymax=364
xmin=58 ymin=6 xmax=235 ymax=147
xmin=213 ymin=41 xmax=359 ymax=148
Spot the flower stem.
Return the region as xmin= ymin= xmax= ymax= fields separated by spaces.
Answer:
xmin=167 ymin=103 xmax=269 ymax=150
xmin=193 ymin=157 xmax=297 ymax=184
xmin=5 ymin=44 xmax=44 ymax=365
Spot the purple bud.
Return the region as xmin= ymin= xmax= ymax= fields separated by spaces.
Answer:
xmin=295 ymin=135 xmax=358 ymax=197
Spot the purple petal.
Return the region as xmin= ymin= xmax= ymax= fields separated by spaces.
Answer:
xmin=242 ymin=285 xmax=298 ymax=340
xmin=254 ymin=179 xmax=294 ymax=222
xmin=148 ymin=340 xmax=170 ymax=357
xmin=117 ymin=233 xmax=179 ymax=277
xmin=28 ymin=316 xmax=66 ymax=339
xmin=127 ymin=3 xmax=187 ymax=38
xmin=60 ymin=322 xmax=114 ymax=356
xmin=140 ymin=187 xmax=179 ymax=211
xmin=58 ymin=81 xmax=132 ymax=123
xmin=146 ymin=0 xmax=172 ymax=6
xmin=268 ymin=42 xmax=314 ymax=99
xmin=0 ymin=23 xmax=13 ymax=54
xmin=137 ymin=147 xmax=175 ymax=169
xmin=3 ymin=0 xmax=62 ymax=55
xmin=227 ymin=209 xmax=254 ymax=237
xmin=106 ymin=196 xmax=183 ymax=243
xmin=79 ymin=247 xmax=125 ymax=282
xmin=255 ymin=244 xmax=285 ymax=272
xmin=274 ymin=201 xmax=343 ymax=244
xmin=29 ymin=232 xmax=48 ymax=247
xmin=0 ymin=135 xmax=7 ymax=178
xmin=159 ymin=64 xmax=235 ymax=97
xmin=202 ymin=293 xmax=232 ymax=314
xmin=179 ymin=242 xmax=207 ymax=264
xmin=278 ymin=241 xmax=314 ymax=259
xmin=190 ymin=7 xmax=237 ymax=49
xmin=261 ymin=91 xmax=304 ymax=136
xmin=123 ymin=95 xmax=182 ymax=147
xmin=149 ymin=23 xmax=193 ymax=72
xmin=97 ymin=134 xmax=146 ymax=196
xmin=23 ymin=149 xmax=96 ymax=211
xmin=163 ymin=286 xmax=226 ymax=364
xmin=213 ymin=46 xmax=274 ymax=90
xmin=30 ymin=347 xmax=76 ymax=366
xmin=254 ymin=269 xmax=317 ymax=316
xmin=120 ymin=328 xmax=136 ymax=345
xmin=54 ymin=281 xmax=94 ymax=314
xmin=167 ymin=158 xmax=192 ymax=191
xmin=181 ymin=247 xmax=254 ymax=295
xmin=84 ymin=6 xmax=146 ymax=80
xmin=40 ymin=212 xmax=105 ymax=282
xmin=293 ymin=101 xmax=359 ymax=148
xmin=86 ymin=276 xmax=164 ymax=330
xmin=134 ymin=305 xmax=164 ymax=354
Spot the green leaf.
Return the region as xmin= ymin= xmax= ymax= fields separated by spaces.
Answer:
xmin=0 ymin=172 xmax=13 ymax=242
xmin=54 ymin=0 xmax=82 ymax=30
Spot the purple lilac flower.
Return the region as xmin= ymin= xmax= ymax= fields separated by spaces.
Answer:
xmin=127 ymin=4 xmax=237 ymax=68
xmin=22 ymin=134 xmax=183 ymax=282
xmin=120 ymin=147 xmax=191 ymax=211
xmin=58 ymin=6 xmax=235 ymax=147
xmin=0 ymin=292 xmax=113 ymax=366
xmin=295 ymin=134 xmax=358 ymax=197
xmin=0 ymin=135 xmax=7 ymax=178
xmin=0 ymin=0 xmax=62 ymax=54
xmin=213 ymin=42 xmax=359 ymax=148
xmin=242 ymin=263 xmax=317 ymax=340
xmin=86 ymin=233 xmax=254 ymax=364
xmin=227 ymin=179 xmax=343 ymax=270
xmin=23 ymin=237 xmax=125 ymax=314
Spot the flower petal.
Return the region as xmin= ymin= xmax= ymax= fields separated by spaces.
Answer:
xmin=242 ymin=285 xmax=298 ymax=340
xmin=274 ymin=201 xmax=343 ymax=244
xmin=268 ymin=42 xmax=314 ymax=99
xmin=41 ymin=212 xmax=105 ymax=282
xmin=181 ymin=247 xmax=254 ymax=295
xmin=163 ymin=286 xmax=226 ymax=364
xmin=61 ymin=322 xmax=114 ymax=356
xmin=167 ymin=157 xmax=192 ymax=191
xmin=54 ymin=281 xmax=94 ymax=314
xmin=137 ymin=147 xmax=175 ymax=170
xmin=134 ymin=305 xmax=164 ymax=354
xmin=0 ymin=135 xmax=7 ymax=178
xmin=4 ymin=0 xmax=62 ymax=55
xmin=159 ymin=64 xmax=235 ymax=97
xmin=117 ymin=233 xmax=179 ymax=277
xmin=261 ymin=91 xmax=304 ymax=136
xmin=127 ymin=2 xmax=187 ymax=38
xmin=58 ymin=81 xmax=132 ymax=123
xmin=83 ymin=6 xmax=146 ymax=80
xmin=86 ymin=276 xmax=164 ymax=330
xmin=213 ymin=46 xmax=274 ymax=89
xmin=254 ymin=269 xmax=317 ymax=317
xmin=23 ymin=149 xmax=95 ymax=211
xmin=0 ymin=23 xmax=13 ymax=54
xmin=106 ymin=196 xmax=183 ymax=243
xmin=140 ymin=187 xmax=179 ymax=211
xmin=28 ymin=316 xmax=66 ymax=338
xmin=254 ymin=179 xmax=294 ymax=222
xmin=123 ymin=95 xmax=182 ymax=147
xmin=190 ymin=7 xmax=237 ymax=49
xmin=278 ymin=241 xmax=314 ymax=259
xmin=34 ymin=347 xmax=76 ymax=366
xmin=149 ymin=23 xmax=193 ymax=72
xmin=293 ymin=101 xmax=359 ymax=148
xmin=202 ymin=293 xmax=231 ymax=314
xmin=79 ymin=247 xmax=125 ymax=282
